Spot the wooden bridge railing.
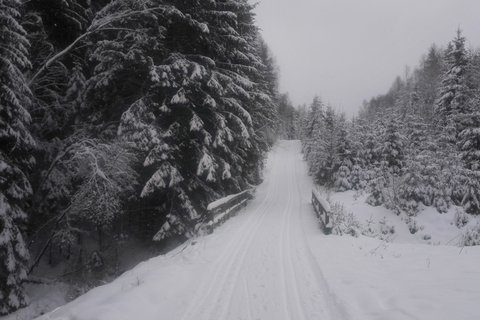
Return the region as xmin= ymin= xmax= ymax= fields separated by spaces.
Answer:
xmin=198 ymin=188 xmax=255 ymax=234
xmin=311 ymin=190 xmax=333 ymax=235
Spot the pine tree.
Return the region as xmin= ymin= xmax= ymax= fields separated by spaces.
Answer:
xmin=377 ymin=120 xmax=404 ymax=174
xmin=417 ymin=45 xmax=443 ymax=120
xmin=313 ymin=106 xmax=339 ymax=186
xmin=116 ymin=0 xmax=278 ymax=240
xmin=22 ymin=9 xmax=70 ymax=139
xmin=83 ymin=0 xmax=174 ymax=135
xmin=302 ymin=96 xmax=324 ymax=168
xmin=366 ymin=167 xmax=387 ymax=206
xmin=277 ymin=94 xmax=297 ymax=139
xmin=333 ymin=117 xmax=354 ymax=191
xmin=0 ymin=0 xmax=35 ymax=314
xmin=27 ymin=0 xmax=92 ymax=45
xmin=435 ymin=29 xmax=471 ymax=138
xmin=458 ymin=105 xmax=480 ymax=214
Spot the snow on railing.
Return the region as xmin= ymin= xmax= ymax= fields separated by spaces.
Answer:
xmin=197 ymin=188 xmax=255 ymax=234
xmin=311 ymin=189 xmax=332 ymax=235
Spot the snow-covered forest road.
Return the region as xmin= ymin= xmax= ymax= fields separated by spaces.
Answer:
xmin=178 ymin=140 xmax=346 ymax=320
xmin=38 ymin=140 xmax=347 ymax=320
xmin=34 ymin=140 xmax=480 ymax=320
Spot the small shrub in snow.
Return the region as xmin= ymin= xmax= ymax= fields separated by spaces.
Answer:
xmin=406 ymin=217 xmax=420 ymax=234
xmin=378 ymin=217 xmax=395 ymax=238
xmin=333 ymin=163 xmax=352 ymax=191
xmin=397 ymin=160 xmax=424 ymax=215
xmin=366 ymin=171 xmax=386 ymax=206
xmin=454 ymin=208 xmax=470 ymax=228
xmin=330 ymin=202 xmax=361 ymax=237
xmin=349 ymin=164 xmax=369 ymax=190
xmin=361 ymin=216 xmax=395 ymax=241
xmin=423 ymin=234 xmax=432 ymax=241
xmin=362 ymin=217 xmax=377 ymax=238
xmin=461 ymin=223 xmax=480 ymax=246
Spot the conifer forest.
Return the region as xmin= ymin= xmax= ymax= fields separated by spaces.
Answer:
xmin=1 ymin=0 xmax=480 ymax=319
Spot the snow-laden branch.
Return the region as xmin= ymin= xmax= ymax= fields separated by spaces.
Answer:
xmin=28 ymin=5 xmax=175 ymax=86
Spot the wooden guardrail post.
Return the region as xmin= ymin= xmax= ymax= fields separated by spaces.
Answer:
xmin=198 ymin=188 xmax=255 ymax=234
xmin=311 ymin=190 xmax=333 ymax=235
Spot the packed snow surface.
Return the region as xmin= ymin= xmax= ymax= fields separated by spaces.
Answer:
xmin=31 ymin=140 xmax=480 ymax=320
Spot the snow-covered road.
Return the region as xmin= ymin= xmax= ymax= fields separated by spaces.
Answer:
xmin=38 ymin=140 xmax=346 ymax=320
xmin=179 ymin=140 xmax=346 ymax=320
xmin=35 ymin=140 xmax=480 ymax=320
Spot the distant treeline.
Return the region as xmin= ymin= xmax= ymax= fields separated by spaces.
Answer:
xmin=298 ymin=30 xmax=480 ymax=233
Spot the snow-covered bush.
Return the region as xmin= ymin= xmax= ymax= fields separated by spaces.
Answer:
xmin=382 ymin=179 xmax=402 ymax=215
xmin=330 ymin=202 xmax=361 ymax=237
xmin=378 ymin=217 xmax=396 ymax=239
xmin=361 ymin=216 xmax=395 ymax=241
xmin=362 ymin=217 xmax=377 ymax=237
xmin=348 ymin=163 xmax=369 ymax=190
xmin=461 ymin=223 xmax=480 ymax=246
xmin=333 ymin=162 xmax=352 ymax=191
xmin=405 ymin=217 xmax=420 ymax=234
xmin=454 ymin=208 xmax=470 ymax=228
xmin=397 ymin=158 xmax=425 ymax=215
xmin=366 ymin=167 xmax=386 ymax=206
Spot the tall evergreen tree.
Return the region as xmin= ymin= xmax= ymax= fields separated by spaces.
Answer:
xmin=378 ymin=119 xmax=404 ymax=174
xmin=0 ymin=0 xmax=35 ymax=314
xmin=458 ymin=101 xmax=480 ymax=214
xmin=302 ymin=96 xmax=323 ymax=161
xmin=417 ymin=45 xmax=443 ymax=120
xmin=435 ymin=29 xmax=471 ymax=138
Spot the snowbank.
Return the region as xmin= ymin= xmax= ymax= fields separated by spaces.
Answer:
xmin=307 ymin=234 xmax=480 ymax=320
xmin=326 ymin=190 xmax=480 ymax=246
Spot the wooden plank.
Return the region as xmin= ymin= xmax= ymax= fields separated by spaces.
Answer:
xmin=311 ymin=191 xmax=332 ymax=235
xmin=198 ymin=188 xmax=255 ymax=234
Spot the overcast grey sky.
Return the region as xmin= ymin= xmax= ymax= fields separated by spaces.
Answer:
xmin=252 ymin=0 xmax=480 ymax=116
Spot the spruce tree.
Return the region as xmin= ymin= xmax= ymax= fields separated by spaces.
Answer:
xmin=458 ymin=107 xmax=480 ymax=214
xmin=314 ymin=106 xmax=338 ymax=186
xmin=436 ymin=29 xmax=471 ymax=138
xmin=0 ymin=0 xmax=35 ymax=314
xmin=333 ymin=119 xmax=354 ymax=191
xmin=302 ymin=96 xmax=323 ymax=164
xmin=418 ymin=45 xmax=443 ymax=120
xmin=378 ymin=120 xmax=404 ymax=174
xmin=117 ymin=0 xmax=278 ymax=240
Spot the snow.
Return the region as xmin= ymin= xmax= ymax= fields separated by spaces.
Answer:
xmin=189 ymin=113 xmax=204 ymax=132
xmin=23 ymin=140 xmax=480 ymax=320
xmin=308 ymin=236 xmax=480 ymax=320
xmin=312 ymin=188 xmax=331 ymax=212
xmin=204 ymin=200 xmax=248 ymax=228
xmin=325 ymin=190 xmax=480 ymax=246
xmin=1 ymin=282 xmax=69 ymax=320
xmin=196 ymin=151 xmax=216 ymax=182
xmin=206 ymin=189 xmax=252 ymax=211
xmin=170 ymin=88 xmax=188 ymax=104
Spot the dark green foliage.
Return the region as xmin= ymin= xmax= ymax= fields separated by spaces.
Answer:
xmin=0 ymin=0 xmax=35 ymax=314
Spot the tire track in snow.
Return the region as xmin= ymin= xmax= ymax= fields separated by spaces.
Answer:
xmin=180 ymin=149 xmax=282 ymax=320
xmin=279 ymin=149 xmax=306 ymax=320
xmin=181 ymin=141 xmax=348 ymax=320
xmin=216 ymin=151 xmax=289 ymax=320
xmin=291 ymin=144 xmax=349 ymax=320
xmin=216 ymin=176 xmax=282 ymax=320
